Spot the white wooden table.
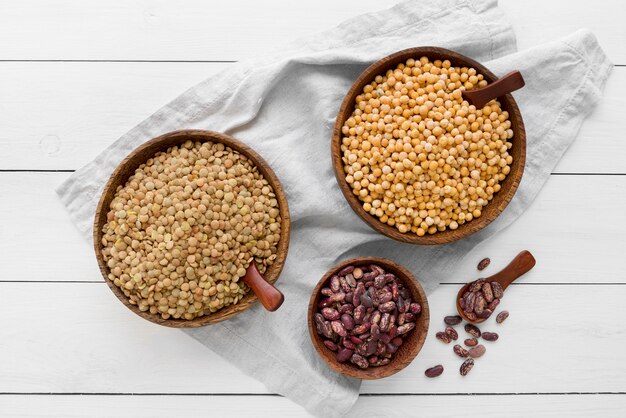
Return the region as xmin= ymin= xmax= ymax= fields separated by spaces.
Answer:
xmin=1 ymin=1 xmax=625 ymax=416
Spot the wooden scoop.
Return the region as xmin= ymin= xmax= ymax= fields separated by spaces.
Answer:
xmin=462 ymin=70 xmax=525 ymax=109
xmin=456 ymin=250 xmax=536 ymax=324
xmin=242 ymin=263 xmax=284 ymax=312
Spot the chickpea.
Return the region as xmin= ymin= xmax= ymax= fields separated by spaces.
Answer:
xmin=341 ymin=57 xmax=513 ymax=235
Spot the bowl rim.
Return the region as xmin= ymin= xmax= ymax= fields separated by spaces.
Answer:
xmin=93 ymin=129 xmax=291 ymax=328
xmin=331 ymin=46 xmax=526 ymax=245
xmin=307 ymin=256 xmax=430 ymax=380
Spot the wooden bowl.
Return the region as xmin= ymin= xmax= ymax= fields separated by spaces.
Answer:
xmin=307 ymin=257 xmax=429 ymax=379
xmin=331 ymin=47 xmax=526 ymax=245
xmin=93 ymin=130 xmax=291 ymax=328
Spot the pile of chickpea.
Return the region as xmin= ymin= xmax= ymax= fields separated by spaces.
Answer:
xmin=341 ymin=57 xmax=513 ymax=236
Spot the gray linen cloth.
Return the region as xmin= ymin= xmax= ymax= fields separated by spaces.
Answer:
xmin=56 ymin=0 xmax=612 ymax=416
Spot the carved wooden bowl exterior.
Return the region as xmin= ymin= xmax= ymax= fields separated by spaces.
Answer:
xmin=94 ymin=130 xmax=291 ymax=328
xmin=308 ymin=257 xmax=430 ymax=379
xmin=331 ymin=47 xmax=526 ymax=245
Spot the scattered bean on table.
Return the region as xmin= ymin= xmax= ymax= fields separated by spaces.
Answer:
xmin=477 ymin=257 xmax=491 ymax=271
xmin=425 ymin=365 xmax=444 ymax=378
xmin=496 ymin=310 xmax=509 ymax=323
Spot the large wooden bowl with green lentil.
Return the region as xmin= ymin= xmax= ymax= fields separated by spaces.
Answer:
xmin=94 ymin=130 xmax=290 ymax=328
xmin=331 ymin=47 xmax=526 ymax=245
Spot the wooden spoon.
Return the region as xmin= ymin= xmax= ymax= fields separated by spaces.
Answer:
xmin=456 ymin=250 xmax=536 ymax=324
xmin=242 ymin=263 xmax=284 ymax=312
xmin=462 ymin=70 xmax=525 ymax=109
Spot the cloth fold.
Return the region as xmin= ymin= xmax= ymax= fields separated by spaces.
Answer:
xmin=56 ymin=0 xmax=611 ymax=416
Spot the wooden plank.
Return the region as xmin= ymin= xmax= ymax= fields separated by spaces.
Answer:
xmin=353 ymin=394 xmax=626 ymax=417
xmin=0 ymin=1 xmax=624 ymax=63
xmin=0 ymin=283 xmax=624 ymax=394
xmin=0 ymin=62 xmax=228 ymax=170
xmin=1 ymin=172 xmax=624 ymax=284
xmin=364 ymin=284 xmax=626 ymax=393
xmin=0 ymin=0 xmax=396 ymax=61
xmin=499 ymin=0 xmax=626 ymax=64
xmin=0 ymin=395 xmax=309 ymax=418
xmin=0 ymin=282 xmax=267 ymax=394
xmin=1 ymin=394 xmax=625 ymax=418
xmin=0 ymin=62 xmax=622 ymax=172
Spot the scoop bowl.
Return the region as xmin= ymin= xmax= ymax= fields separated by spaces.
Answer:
xmin=456 ymin=250 xmax=536 ymax=324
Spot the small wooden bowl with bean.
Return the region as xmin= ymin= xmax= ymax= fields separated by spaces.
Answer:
xmin=308 ymin=257 xmax=429 ymax=379
xmin=94 ymin=130 xmax=291 ymax=328
xmin=331 ymin=47 xmax=526 ymax=245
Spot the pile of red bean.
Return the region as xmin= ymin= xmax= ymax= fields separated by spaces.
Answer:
xmin=459 ymin=278 xmax=503 ymax=321
xmin=313 ymin=264 xmax=421 ymax=369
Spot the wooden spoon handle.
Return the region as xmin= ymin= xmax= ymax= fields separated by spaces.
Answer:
xmin=486 ymin=250 xmax=536 ymax=290
xmin=242 ymin=263 xmax=284 ymax=312
xmin=462 ymin=70 xmax=525 ymax=109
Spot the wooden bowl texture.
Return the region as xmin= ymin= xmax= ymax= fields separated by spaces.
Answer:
xmin=93 ymin=130 xmax=291 ymax=328
xmin=308 ymin=257 xmax=430 ymax=379
xmin=331 ymin=46 xmax=526 ymax=245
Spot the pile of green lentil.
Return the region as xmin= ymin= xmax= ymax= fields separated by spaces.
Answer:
xmin=101 ymin=140 xmax=281 ymax=320
xmin=341 ymin=56 xmax=514 ymax=236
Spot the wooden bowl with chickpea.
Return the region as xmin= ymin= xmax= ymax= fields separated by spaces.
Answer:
xmin=94 ymin=130 xmax=290 ymax=328
xmin=331 ymin=47 xmax=526 ymax=245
